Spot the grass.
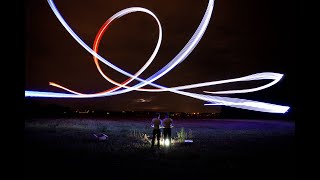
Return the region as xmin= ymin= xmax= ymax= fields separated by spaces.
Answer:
xmin=24 ymin=118 xmax=295 ymax=179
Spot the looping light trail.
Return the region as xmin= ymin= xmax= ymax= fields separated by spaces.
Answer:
xmin=25 ymin=0 xmax=290 ymax=114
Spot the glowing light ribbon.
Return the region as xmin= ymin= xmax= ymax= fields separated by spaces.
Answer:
xmin=25 ymin=0 xmax=290 ymax=114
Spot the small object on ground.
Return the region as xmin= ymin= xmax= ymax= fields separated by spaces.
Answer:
xmin=93 ymin=133 xmax=108 ymax=141
xmin=143 ymin=133 xmax=151 ymax=142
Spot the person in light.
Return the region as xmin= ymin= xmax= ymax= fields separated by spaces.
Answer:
xmin=150 ymin=113 xmax=162 ymax=149
xmin=162 ymin=112 xmax=174 ymax=146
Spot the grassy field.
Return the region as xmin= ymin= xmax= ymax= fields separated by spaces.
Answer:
xmin=24 ymin=118 xmax=295 ymax=179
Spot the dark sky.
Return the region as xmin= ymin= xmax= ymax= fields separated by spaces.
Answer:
xmin=25 ymin=0 xmax=295 ymax=113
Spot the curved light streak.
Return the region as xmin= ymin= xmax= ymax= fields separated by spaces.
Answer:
xmin=91 ymin=7 xmax=162 ymax=93
xmin=25 ymin=0 xmax=290 ymax=114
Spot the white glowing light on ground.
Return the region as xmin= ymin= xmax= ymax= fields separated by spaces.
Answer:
xmin=164 ymin=139 xmax=170 ymax=146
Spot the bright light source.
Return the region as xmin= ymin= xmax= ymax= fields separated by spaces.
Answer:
xmin=164 ymin=139 xmax=170 ymax=146
xmin=185 ymin=140 xmax=193 ymax=143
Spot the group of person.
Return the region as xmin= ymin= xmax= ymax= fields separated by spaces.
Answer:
xmin=150 ymin=112 xmax=174 ymax=149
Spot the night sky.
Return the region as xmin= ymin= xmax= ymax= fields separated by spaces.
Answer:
xmin=25 ymin=0 xmax=295 ymax=113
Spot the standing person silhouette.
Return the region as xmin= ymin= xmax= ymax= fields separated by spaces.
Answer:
xmin=162 ymin=112 xmax=174 ymax=146
xmin=150 ymin=113 xmax=162 ymax=149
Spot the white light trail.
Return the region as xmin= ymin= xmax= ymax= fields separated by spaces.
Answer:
xmin=25 ymin=0 xmax=290 ymax=114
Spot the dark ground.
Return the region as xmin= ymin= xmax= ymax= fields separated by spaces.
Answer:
xmin=24 ymin=118 xmax=295 ymax=180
